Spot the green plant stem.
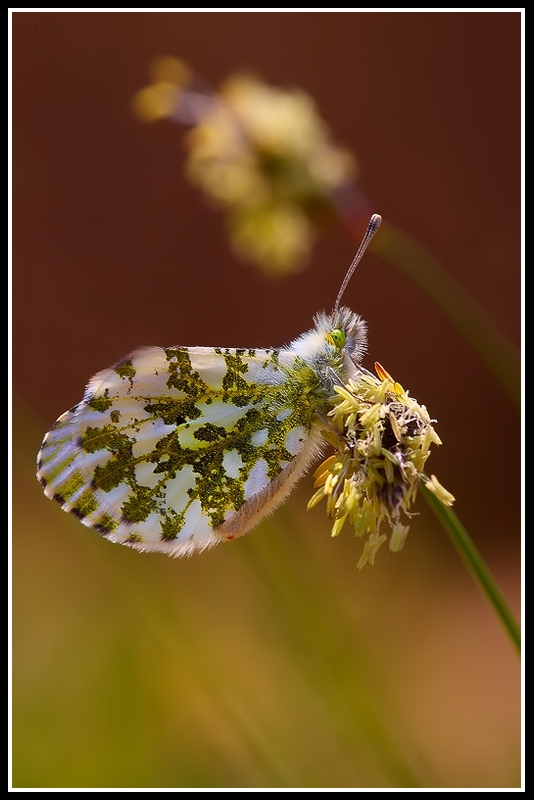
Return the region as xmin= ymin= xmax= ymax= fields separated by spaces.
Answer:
xmin=420 ymin=480 xmax=520 ymax=653
xmin=369 ymin=221 xmax=520 ymax=408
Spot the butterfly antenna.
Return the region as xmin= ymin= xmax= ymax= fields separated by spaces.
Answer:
xmin=334 ymin=213 xmax=382 ymax=312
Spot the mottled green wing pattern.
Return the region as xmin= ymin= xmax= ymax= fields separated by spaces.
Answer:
xmin=37 ymin=345 xmax=326 ymax=555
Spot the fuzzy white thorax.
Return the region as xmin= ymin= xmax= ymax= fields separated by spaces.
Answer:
xmin=286 ymin=307 xmax=367 ymax=383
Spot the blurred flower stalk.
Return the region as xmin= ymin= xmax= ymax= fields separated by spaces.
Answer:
xmin=132 ymin=59 xmax=519 ymax=650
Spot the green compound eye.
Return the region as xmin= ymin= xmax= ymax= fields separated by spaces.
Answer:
xmin=326 ymin=328 xmax=346 ymax=348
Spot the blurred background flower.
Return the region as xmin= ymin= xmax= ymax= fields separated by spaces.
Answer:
xmin=134 ymin=60 xmax=359 ymax=274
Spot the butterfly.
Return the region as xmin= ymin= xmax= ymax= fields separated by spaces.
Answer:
xmin=37 ymin=215 xmax=381 ymax=556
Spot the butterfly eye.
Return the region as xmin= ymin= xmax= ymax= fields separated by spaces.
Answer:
xmin=326 ymin=328 xmax=346 ymax=348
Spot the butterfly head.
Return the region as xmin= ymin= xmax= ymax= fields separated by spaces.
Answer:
xmin=306 ymin=212 xmax=380 ymax=386
xmin=325 ymin=327 xmax=346 ymax=348
xmin=287 ymin=305 xmax=367 ymax=392
xmin=317 ymin=305 xmax=367 ymax=364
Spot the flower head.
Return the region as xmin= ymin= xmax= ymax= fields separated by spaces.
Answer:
xmin=308 ymin=363 xmax=454 ymax=568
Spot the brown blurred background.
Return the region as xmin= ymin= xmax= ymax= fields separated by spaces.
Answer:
xmin=12 ymin=11 xmax=522 ymax=789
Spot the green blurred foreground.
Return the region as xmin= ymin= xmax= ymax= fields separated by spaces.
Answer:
xmin=12 ymin=401 xmax=520 ymax=789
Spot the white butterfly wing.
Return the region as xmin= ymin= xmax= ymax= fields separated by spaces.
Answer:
xmin=37 ymin=345 xmax=325 ymax=556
